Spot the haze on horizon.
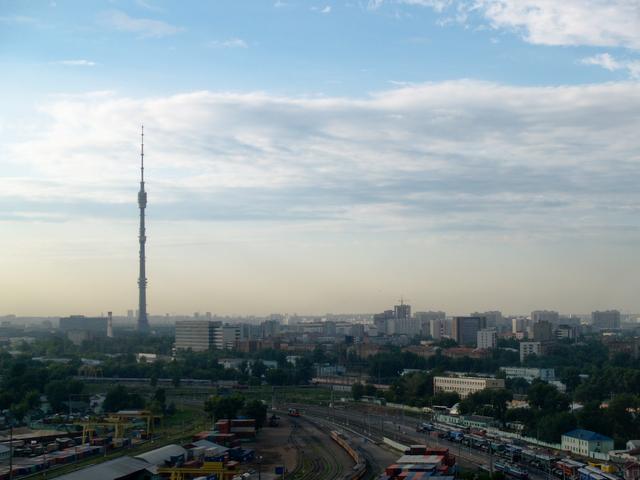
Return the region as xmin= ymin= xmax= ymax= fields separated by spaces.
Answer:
xmin=1 ymin=1 xmax=640 ymax=317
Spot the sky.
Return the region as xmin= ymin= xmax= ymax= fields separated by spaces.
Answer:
xmin=1 ymin=0 xmax=640 ymax=317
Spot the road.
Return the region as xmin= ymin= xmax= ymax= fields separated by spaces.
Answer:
xmin=291 ymin=403 xmax=552 ymax=480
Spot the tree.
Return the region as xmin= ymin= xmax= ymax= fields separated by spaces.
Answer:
xmin=528 ymin=381 xmax=569 ymax=412
xmin=243 ymin=400 xmax=268 ymax=429
xmin=204 ymin=395 xmax=245 ymax=421
xmin=265 ymin=369 xmax=288 ymax=386
xmin=352 ymin=383 xmax=364 ymax=401
xmin=103 ymin=385 xmax=145 ymax=413
xmin=536 ymin=412 xmax=576 ymax=443
xmin=431 ymin=392 xmax=460 ymax=407
xmin=251 ymin=360 xmax=267 ymax=378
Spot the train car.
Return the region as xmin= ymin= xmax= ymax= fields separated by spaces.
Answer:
xmin=463 ymin=434 xmax=488 ymax=449
xmin=495 ymin=462 xmax=529 ymax=480
xmin=557 ymin=459 xmax=586 ymax=479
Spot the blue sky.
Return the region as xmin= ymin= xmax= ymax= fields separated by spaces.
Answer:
xmin=1 ymin=0 xmax=640 ymax=316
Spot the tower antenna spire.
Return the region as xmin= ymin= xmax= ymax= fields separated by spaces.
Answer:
xmin=137 ymin=125 xmax=149 ymax=332
xmin=141 ymin=125 xmax=144 ymax=182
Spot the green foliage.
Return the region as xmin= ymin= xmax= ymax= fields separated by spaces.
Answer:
xmin=527 ymin=380 xmax=570 ymax=411
xmin=204 ymin=395 xmax=245 ymax=421
xmin=459 ymin=389 xmax=513 ymax=423
xmin=243 ymin=400 xmax=268 ymax=429
xmin=352 ymin=383 xmax=364 ymax=401
xmin=45 ymin=379 xmax=84 ymax=412
xmin=103 ymin=385 xmax=145 ymax=412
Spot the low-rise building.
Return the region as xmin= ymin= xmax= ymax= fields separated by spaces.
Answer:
xmin=433 ymin=375 xmax=505 ymax=399
xmin=561 ymin=429 xmax=614 ymax=457
xmin=500 ymin=367 xmax=555 ymax=382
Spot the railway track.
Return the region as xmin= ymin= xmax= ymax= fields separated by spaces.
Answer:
xmin=285 ymin=416 xmax=348 ymax=480
xmin=292 ymin=404 xmax=550 ymax=480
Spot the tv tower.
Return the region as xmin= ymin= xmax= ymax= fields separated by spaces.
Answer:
xmin=137 ymin=126 xmax=150 ymax=332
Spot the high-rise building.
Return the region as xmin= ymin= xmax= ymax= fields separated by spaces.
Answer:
xmin=414 ymin=311 xmax=446 ymax=337
xmin=477 ymin=328 xmax=497 ymax=350
xmin=389 ymin=317 xmax=421 ymax=336
xmin=533 ymin=320 xmax=554 ymax=342
xmin=512 ymin=317 xmax=527 ymax=334
xmin=555 ymin=324 xmax=577 ymax=340
xmin=532 ymin=310 xmax=559 ymax=325
xmin=429 ymin=318 xmax=444 ymax=340
xmin=373 ymin=310 xmax=394 ymax=335
xmin=394 ymin=301 xmax=411 ymax=320
xmin=261 ymin=319 xmax=280 ymax=338
xmin=592 ymin=310 xmax=621 ymax=330
xmin=59 ymin=315 xmax=108 ymax=335
xmin=472 ymin=311 xmax=502 ymax=328
xmin=175 ymin=320 xmax=218 ymax=351
xmin=107 ymin=311 xmax=114 ymax=338
xmin=520 ymin=341 xmax=542 ymax=362
xmin=214 ymin=324 xmax=241 ymax=350
xmin=452 ymin=316 xmax=487 ymax=346
xmin=137 ymin=127 xmax=149 ymax=332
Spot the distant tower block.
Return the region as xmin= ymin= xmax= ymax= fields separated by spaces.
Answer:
xmin=107 ymin=311 xmax=114 ymax=338
xmin=137 ymin=126 xmax=150 ymax=332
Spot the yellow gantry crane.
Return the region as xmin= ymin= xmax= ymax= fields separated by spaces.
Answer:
xmin=76 ymin=417 xmax=135 ymax=445
xmin=157 ymin=461 xmax=238 ymax=480
xmin=108 ymin=410 xmax=163 ymax=438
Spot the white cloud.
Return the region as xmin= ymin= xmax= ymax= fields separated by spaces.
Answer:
xmin=3 ymin=81 xmax=640 ymax=241
xmin=54 ymin=59 xmax=97 ymax=67
xmin=374 ymin=1 xmax=640 ymax=50
xmin=102 ymin=10 xmax=182 ymax=38
xmin=472 ymin=0 xmax=640 ymax=50
xmin=207 ymin=38 xmax=249 ymax=49
xmin=311 ymin=5 xmax=332 ymax=13
xmin=582 ymin=53 xmax=640 ymax=79
xmin=0 ymin=15 xmax=39 ymax=25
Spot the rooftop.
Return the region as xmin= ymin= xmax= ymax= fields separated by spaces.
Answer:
xmin=56 ymin=456 xmax=154 ymax=480
xmin=564 ymin=429 xmax=613 ymax=442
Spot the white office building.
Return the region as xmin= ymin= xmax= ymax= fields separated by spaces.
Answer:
xmin=434 ymin=376 xmax=505 ymax=399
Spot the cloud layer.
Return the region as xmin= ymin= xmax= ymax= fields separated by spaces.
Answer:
xmin=3 ymin=81 xmax=640 ymax=241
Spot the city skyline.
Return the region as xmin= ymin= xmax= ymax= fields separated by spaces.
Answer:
xmin=2 ymin=1 xmax=640 ymax=315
